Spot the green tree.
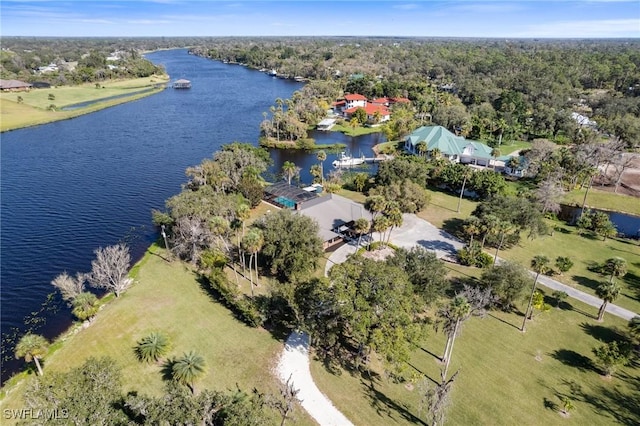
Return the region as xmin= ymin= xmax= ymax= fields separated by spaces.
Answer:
xmin=353 ymin=107 xmax=368 ymax=125
xmin=72 ymin=291 xmax=100 ymax=322
xmin=592 ymin=341 xmax=631 ymax=378
xmin=242 ymin=228 xmax=264 ymax=296
xmin=172 ymin=350 xmax=207 ymax=394
xmin=440 ymin=296 xmax=471 ymax=381
xmin=551 ymin=290 xmax=568 ymax=308
xmin=282 ymin=161 xmax=298 ymax=185
xmin=258 ymin=209 xmax=323 ymax=282
xmin=595 ymin=281 xmax=620 ymax=321
xmin=15 ymin=333 xmax=49 ymax=376
xmin=353 ymin=172 xmax=368 ymax=192
xmin=555 ymin=256 xmax=574 ymax=275
xmin=389 ymin=246 xmax=449 ymax=304
xmin=602 ymin=257 xmax=628 ymax=284
xmin=354 ymin=217 xmax=370 ymax=247
xmin=23 ymin=357 xmax=127 ymax=424
xmin=135 ymin=331 xmax=171 ymax=363
xmin=522 ymin=255 xmax=550 ymax=332
xmin=481 ymin=261 xmax=531 ymax=310
xmin=316 ymin=150 xmax=327 ymax=184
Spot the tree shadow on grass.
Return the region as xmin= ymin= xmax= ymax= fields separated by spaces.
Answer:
xmin=487 ymin=312 xmax=521 ymax=331
xmin=360 ymin=377 xmax=428 ymax=426
xmin=549 ymin=349 xmax=595 ymax=373
xmin=579 ymin=322 xmax=626 ymax=343
xmin=572 ymin=274 xmax=602 ymax=292
xmin=542 ymin=397 xmax=558 ymax=412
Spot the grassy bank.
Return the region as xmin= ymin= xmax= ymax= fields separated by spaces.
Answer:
xmin=0 ymin=75 xmax=169 ymax=132
xmin=0 ymin=243 xmax=314 ymax=425
xmin=562 ymin=187 xmax=640 ymax=217
xmin=311 ymin=280 xmax=639 ymax=425
xmin=339 ymin=186 xmax=640 ymax=314
xmin=331 ymin=123 xmax=383 ymax=137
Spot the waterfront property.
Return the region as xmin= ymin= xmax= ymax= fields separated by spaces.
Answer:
xmin=263 ymin=181 xmax=318 ymax=210
xmin=331 ymin=93 xmax=409 ymax=124
xmin=404 ymin=125 xmax=495 ymax=167
xmin=297 ymin=193 xmax=373 ymax=249
xmin=317 ymin=118 xmax=336 ymax=131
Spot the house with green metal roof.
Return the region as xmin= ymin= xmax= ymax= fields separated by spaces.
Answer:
xmin=404 ymin=125 xmax=495 ymax=167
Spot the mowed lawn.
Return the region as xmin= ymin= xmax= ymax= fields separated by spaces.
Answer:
xmin=311 ymin=288 xmax=640 ymax=425
xmin=0 ymin=244 xmax=314 ymax=425
xmin=0 ymin=76 xmax=168 ymax=131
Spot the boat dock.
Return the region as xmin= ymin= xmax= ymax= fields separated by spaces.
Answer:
xmin=332 ymin=153 xmax=394 ymax=168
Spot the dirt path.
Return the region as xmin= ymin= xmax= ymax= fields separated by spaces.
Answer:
xmin=276 ymin=331 xmax=355 ymax=426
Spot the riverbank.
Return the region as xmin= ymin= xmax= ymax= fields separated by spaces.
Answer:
xmin=0 ymin=75 xmax=169 ymax=132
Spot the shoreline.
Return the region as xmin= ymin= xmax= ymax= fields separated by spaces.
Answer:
xmin=0 ymin=75 xmax=169 ymax=133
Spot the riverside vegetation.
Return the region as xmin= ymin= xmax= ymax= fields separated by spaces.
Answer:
xmin=1 ymin=37 xmax=639 ymax=424
xmin=2 ymin=141 xmax=638 ymax=425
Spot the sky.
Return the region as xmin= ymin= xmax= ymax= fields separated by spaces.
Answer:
xmin=1 ymin=1 xmax=639 ymax=39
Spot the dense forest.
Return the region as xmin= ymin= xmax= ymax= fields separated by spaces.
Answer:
xmin=2 ymin=36 xmax=638 ymax=148
xmin=192 ymin=37 xmax=640 ymax=149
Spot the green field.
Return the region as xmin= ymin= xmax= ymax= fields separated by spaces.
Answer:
xmin=331 ymin=123 xmax=384 ymax=137
xmin=0 ymin=244 xmax=314 ymax=425
xmin=0 ymin=76 xmax=168 ymax=132
xmin=563 ymin=187 xmax=640 ymax=217
xmin=311 ymin=274 xmax=639 ymax=425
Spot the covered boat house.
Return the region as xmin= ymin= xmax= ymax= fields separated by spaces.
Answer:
xmin=173 ymin=79 xmax=191 ymax=89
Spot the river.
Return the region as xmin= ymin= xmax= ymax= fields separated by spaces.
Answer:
xmin=1 ymin=49 xmax=377 ymax=382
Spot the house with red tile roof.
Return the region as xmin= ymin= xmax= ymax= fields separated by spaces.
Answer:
xmin=331 ymin=93 xmax=410 ymax=124
xmin=344 ymin=103 xmax=390 ymax=124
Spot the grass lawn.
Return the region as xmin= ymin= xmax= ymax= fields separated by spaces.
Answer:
xmin=0 ymin=75 xmax=168 ymax=132
xmin=562 ymin=187 xmax=640 ymax=217
xmin=500 ymin=221 xmax=640 ymax=314
xmin=311 ymin=276 xmax=639 ymax=425
xmin=338 ymin=187 xmax=640 ymax=314
xmin=0 ymin=243 xmax=314 ymax=425
xmin=331 ymin=124 xmax=383 ymax=137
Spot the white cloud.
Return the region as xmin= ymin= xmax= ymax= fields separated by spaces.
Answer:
xmin=519 ymin=18 xmax=640 ymax=37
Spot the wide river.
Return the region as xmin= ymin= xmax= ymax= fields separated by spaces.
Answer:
xmin=0 ymin=48 xmax=384 ymax=381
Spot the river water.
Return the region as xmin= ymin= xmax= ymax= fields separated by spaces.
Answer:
xmin=0 ymin=49 xmax=385 ymax=381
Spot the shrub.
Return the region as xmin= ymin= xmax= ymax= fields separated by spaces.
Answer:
xmin=205 ymin=270 xmax=263 ymax=327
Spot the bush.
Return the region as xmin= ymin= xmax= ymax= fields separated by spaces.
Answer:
xmin=205 ymin=270 xmax=263 ymax=327
xmin=457 ymin=243 xmax=493 ymax=268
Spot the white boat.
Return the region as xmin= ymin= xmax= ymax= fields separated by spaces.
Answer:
xmin=332 ymin=152 xmax=366 ymax=168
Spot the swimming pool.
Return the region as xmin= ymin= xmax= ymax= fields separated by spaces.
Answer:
xmin=274 ymin=196 xmax=296 ymax=209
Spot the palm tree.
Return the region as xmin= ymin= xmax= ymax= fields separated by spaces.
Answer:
xmin=522 ymin=255 xmax=550 ymax=332
xmin=282 ymin=161 xmax=297 ymax=185
xmin=316 ymin=150 xmax=326 ymax=185
xmin=135 ymin=332 xmax=171 ymax=363
xmin=491 ymin=147 xmax=501 ymax=170
xmin=72 ymin=291 xmax=100 ymax=322
xmin=457 ymin=168 xmax=471 ymax=213
xmin=416 ymin=141 xmax=427 ymax=157
xmin=372 ymin=216 xmax=391 ymax=246
xmin=629 ymin=316 xmax=640 ymax=343
xmin=242 ymin=229 xmax=263 ymax=296
xmin=236 ymin=204 xmax=251 ymax=276
xmin=462 ymin=217 xmax=482 ymax=246
xmin=595 ymin=281 xmax=620 ymax=321
xmin=172 ymin=350 xmax=206 ymax=394
xmin=492 ymin=220 xmax=512 ymax=265
xmin=603 ymin=257 xmax=628 ymax=284
xmin=440 ymin=296 xmax=471 ymax=382
xmin=384 ymin=202 xmax=403 ymax=245
xmin=354 ymin=218 xmax=369 ymax=247
xmin=15 ymin=333 xmax=49 ymax=376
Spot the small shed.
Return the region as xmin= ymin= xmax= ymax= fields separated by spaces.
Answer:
xmin=173 ymin=79 xmax=191 ymax=89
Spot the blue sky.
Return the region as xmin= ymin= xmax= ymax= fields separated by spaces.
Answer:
xmin=1 ymin=1 xmax=639 ymax=38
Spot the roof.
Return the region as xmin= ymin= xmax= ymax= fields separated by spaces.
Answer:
xmin=318 ymin=118 xmax=336 ymax=126
xmin=371 ymin=97 xmax=390 ymax=105
xmin=174 ymin=79 xmax=191 ymax=84
xmin=391 ymin=97 xmax=410 ymax=103
xmin=344 ymin=104 xmax=390 ymax=116
xmin=406 ymin=126 xmax=493 ymax=159
xmin=0 ymin=79 xmax=32 ymax=89
xmin=298 ymin=194 xmax=372 ymax=242
xmin=264 ymin=181 xmax=318 ymax=204
xmin=344 ymin=93 xmax=367 ymax=101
